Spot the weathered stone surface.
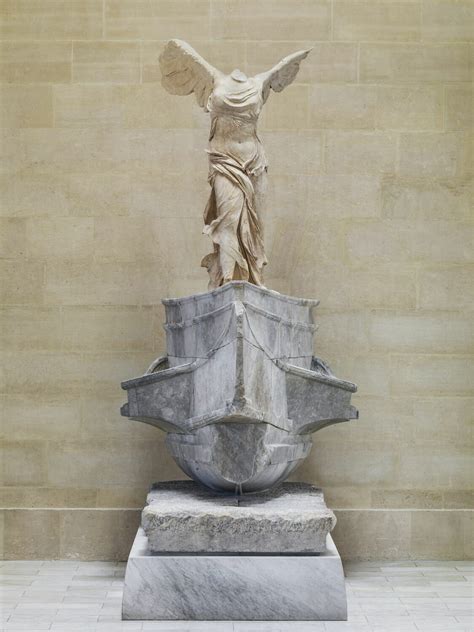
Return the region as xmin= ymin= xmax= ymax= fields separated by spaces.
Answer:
xmin=142 ymin=481 xmax=336 ymax=553
xmin=122 ymin=527 xmax=347 ymax=620
xmin=121 ymin=282 xmax=358 ymax=493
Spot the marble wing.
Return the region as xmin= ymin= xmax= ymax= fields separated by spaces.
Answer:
xmin=159 ymin=39 xmax=224 ymax=110
xmin=256 ymin=48 xmax=312 ymax=103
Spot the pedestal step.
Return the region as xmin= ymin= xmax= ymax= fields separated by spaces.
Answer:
xmin=122 ymin=528 xmax=347 ymax=621
xmin=142 ymin=481 xmax=336 ymax=553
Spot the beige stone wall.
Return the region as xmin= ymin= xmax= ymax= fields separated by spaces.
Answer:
xmin=0 ymin=0 xmax=472 ymax=560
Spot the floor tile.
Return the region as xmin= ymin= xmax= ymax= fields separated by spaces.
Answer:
xmin=1 ymin=560 xmax=473 ymax=631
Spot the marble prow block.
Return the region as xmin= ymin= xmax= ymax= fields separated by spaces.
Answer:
xmin=122 ymin=528 xmax=347 ymax=621
xmin=121 ymin=282 xmax=358 ymax=493
xmin=121 ymin=283 xmax=358 ymax=440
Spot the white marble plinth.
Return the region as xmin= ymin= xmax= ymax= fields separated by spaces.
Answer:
xmin=122 ymin=528 xmax=347 ymax=621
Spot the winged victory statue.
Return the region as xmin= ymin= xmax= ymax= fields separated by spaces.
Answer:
xmin=159 ymin=39 xmax=311 ymax=289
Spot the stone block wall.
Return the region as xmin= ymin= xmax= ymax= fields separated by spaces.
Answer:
xmin=0 ymin=0 xmax=472 ymax=560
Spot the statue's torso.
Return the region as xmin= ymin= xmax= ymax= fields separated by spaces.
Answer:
xmin=207 ymin=76 xmax=267 ymax=172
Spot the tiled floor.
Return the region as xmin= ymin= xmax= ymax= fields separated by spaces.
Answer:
xmin=0 ymin=560 xmax=472 ymax=631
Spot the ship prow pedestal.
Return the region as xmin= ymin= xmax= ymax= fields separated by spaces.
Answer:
xmin=121 ymin=282 xmax=357 ymax=620
xmin=121 ymin=281 xmax=357 ymax=493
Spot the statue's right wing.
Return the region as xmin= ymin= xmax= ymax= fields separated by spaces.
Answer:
xmin=159 ymin=39 xmax=223 ymax=111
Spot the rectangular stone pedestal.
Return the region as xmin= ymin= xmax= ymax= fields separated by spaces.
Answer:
xmin=143 ymin=481 xmax=336 ymax=553
xmin=122 ymin=528 xmax=347 ymax=621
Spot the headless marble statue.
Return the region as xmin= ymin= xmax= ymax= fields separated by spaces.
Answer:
xmin=159 ymin=40 xmax=311 ymax=289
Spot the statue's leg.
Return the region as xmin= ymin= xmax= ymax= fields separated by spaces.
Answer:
xmin=213 ymin=174 xmax=246 ymax=282
xmin=253 ymin=169 xmax=268 ymax=240
xmin=246 ymin=170 xmax=268 ymax=287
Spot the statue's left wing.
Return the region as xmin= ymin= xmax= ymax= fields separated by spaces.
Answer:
xmin=159 ymin=39 xmax=224 ymax=111
xmin=255 ymin=48 xmax=312 ymax=103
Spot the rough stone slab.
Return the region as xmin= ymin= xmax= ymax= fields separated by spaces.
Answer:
xmin=122 ymin=527 xmax=347 ymax=621
xmin=141 ymin=481 xmax=336 ymax=553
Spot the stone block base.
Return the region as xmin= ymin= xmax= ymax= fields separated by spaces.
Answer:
xmin=143 ymin=481 xmax=336 ymax=553
xmin=122 ymin=528 xmax=347 ymax=621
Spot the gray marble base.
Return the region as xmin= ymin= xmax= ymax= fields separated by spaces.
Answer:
xmin=122 ymin=528 xmax=347 ymax=621
xmin=143 ymin=481 xmax=336 ymax=553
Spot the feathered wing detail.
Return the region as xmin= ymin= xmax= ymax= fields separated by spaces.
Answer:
xmin=255 ymin=48 xmax=312 ymax=103
xmin=159 ymin=39 xmax=224 ymax=110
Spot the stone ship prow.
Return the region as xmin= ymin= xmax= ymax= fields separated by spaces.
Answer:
xmin=121 ymin=282 xmax=357 ymax=494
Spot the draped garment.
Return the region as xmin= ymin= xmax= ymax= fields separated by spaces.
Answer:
xmin=201 ymin=79 xmax=268 ymax=289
